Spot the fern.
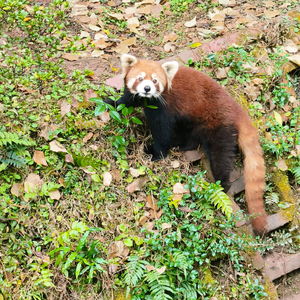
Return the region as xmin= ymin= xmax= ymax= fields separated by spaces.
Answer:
xmin=291 ymin=166 xmax=300 ymax=185
xmin=0 ymin=130 xmax=35 ymax=167
xmin=197 ymin=179 xmax=233 ymax=220
xmin=124 ymin=255 xmax=149 ymax=298
xmin=2 ymin=151 xmax=26 ymax=167
xmin=209 ymin=189 xmax=233 ymax=220
xmin=181 ymin=282 xmax=197 ymax=300
xmin=72 ymin=153 xmax=99 ymax=168
xmin=172 ymin=252 xmax=189 ymax=276
xmin=146 ymin=271 xmax=174 ymax=300
xmin=64 ymin=170 xmax=79 ymax=189
xmin=0 ymin=131 xmax=35 ymax=147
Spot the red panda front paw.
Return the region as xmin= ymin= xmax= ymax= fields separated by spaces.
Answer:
xmin=144 ymin=145 xmax=163 ymax=161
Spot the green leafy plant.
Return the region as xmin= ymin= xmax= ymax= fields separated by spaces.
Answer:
xmin=121 ymin=172 xmax=266 ymax=300
xmin=291 ymin=165 xmax=300 ymax=185
xmin=48 ymin=221 xmax=108 ymax=282
xmin=0 ymin=130 xmax=35 ymax=168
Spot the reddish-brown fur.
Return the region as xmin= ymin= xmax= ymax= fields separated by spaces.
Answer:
xmin=164 ymin=66 xmax=267 ymax=235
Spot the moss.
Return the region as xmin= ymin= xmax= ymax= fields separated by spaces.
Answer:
xmin=114 ymin=288 xmax=131 ymax=300
xmin=250 ymin=46 xmax=268 ymax=61
xmin=288 ymin=10 xmax=300 ymax=21
xmin=274 ymin=170 xmax=295 ymax=222
xmin=226 ymin=84 xmax=249 ymax=110
xmin=262 ymin=278 xmax=278 ymax=300
xmin=202 ymin=267 xmax=215 ymax=285
xmin=236 ymin=30 xmax=261 ymax=46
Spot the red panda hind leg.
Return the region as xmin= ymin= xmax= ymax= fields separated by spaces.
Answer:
xmin=203 ymin=126 xmax=238 ymax=192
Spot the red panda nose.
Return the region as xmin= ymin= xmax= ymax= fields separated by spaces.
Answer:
xmin=144 ymin=86 xmax=151 ymax=93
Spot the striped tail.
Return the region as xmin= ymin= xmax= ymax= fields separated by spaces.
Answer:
xmin=237 ymin=117 xmax=267 ymax=236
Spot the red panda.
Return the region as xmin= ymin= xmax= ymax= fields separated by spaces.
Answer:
xmin=105 ymin=54 xmax=267 ymax=236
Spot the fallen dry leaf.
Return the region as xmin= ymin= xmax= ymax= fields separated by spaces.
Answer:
xmin=171 ymin=160 xmax=180 ymax=168
xmin=184 ymin=17 xmax=197 ymax=27
xmin=62 ymin=53 xmax=79 ymax=61
xmin=71 ymin=4 xmax=88 ymax=16
xmin=130 ymin=167 xmax=140 ymax=178
xmin=146 ymin=221 xmax=154 ymax=231
xmin=108 ymin=0 xmax=122 ymax=6
xmin=108 ymin=241 xmax=129 ymax=259
xmin=125 ymin=6 xmax=136 ymax=16
xmin=49 ymin=140 xmax=68 ymax=153
xmin=84 ymin=89 xmax=98 ymax=102
xmin=277 ymin=159 xmax=288 ymax=171
xmin=83 ymin=132 xmax=93 ymax=143
xmin=145 ymin=265 xmax=156 ymax=271
xmin=146 ymin=194 xmax=158 ymax=211
xmin=264 ymin=9 xmax=280 ymax=19
xmin=109 ymin=264 xmax=118 ymax=275
xmin=151 ymin=4 xmax=163 ymax=17
xmin=121 ymin=37 xmax=136 ymax=47
xmin=89 ymin=24 xmax=101 ymax=31
xmin=94 ymin=39 xmax=109 ymax=49
xmin=11 ymin=183 xmax=22 ymax=197
xmin=136 ymin=5 xmax=151 ymax=14
xmin=215 ymin=68 xmax=228 ymax=79
xmin=33 ymin=151 xmax=48 ymax=166
xmin=99 ymin=111 xmax=110 ymax=123
xmin=60 ymin=101 xmax=71 ymax=117
xmin=65 ymin=153 xmax=74 ymax=165
xmin=156 ymin=266 xmax=166 ymax=274
xmin=163 ymin=32 xmax=178 ymax=43
xmin=127 ymin=17 xmax=139 ymax=28
xmin=34 ymin=252 xmax=50 ymax=263
xmin=103 ymin=172 xmax=113 ymax=187
xmin=91 ymin=50 xmax=104 ymax=57
xmin=108 ymin=12 xmax=123 ymax=20
xmin=285 ymin=45 xmax=298 ymax=54
xmin=164 ymin=42 xmax=176 ymax=53
xmin=161 ymin=223 xmax=172 ymax=230
xmin=138 ymin=215 xmax=148 ymax=225
xmin=273 ymin=111 xmax=282 ymax=125
xmin=58 ymin=178 xmax=65 ymax=187
xmin=127 ymin=177 xmax=148 ymax=193
xmin=39 ymin=125 xmax=58 ymax=141
xmin=80 ymin=31 xmax=90 ymax=38
xmin=264 ymin=0 xmax=276 ymax=8
xmin=49 ymin=190 xmax=61 ymax=200
xmin=173 ymin=182 xmax=189 ymax=194
xmin=114 ymin=44 xmax=130 ymax=54
xmin=24 ymin=173 xmax=44 ymax=193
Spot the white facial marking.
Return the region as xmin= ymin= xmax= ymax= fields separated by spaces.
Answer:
xmin=136 ymin=79 xmax=157 ymax=98
xmin=158 ymin=82 xmax=164 ymax=93
xmin=127 ymin=78 xmax=135 ymax=89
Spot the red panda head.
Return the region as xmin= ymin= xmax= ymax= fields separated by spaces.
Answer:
xmin=121 ymin=54 xmax=179 ymax=98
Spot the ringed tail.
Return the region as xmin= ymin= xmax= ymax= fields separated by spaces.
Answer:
xmin=237 ymin=117 xmax=267 ymax=236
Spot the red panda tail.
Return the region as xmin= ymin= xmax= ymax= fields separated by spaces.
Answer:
xmin=237 ymin=117 xmax=267 ymax=236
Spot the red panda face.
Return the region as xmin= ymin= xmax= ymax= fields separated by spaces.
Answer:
xmin=125 ymin=61 xmax=167 ymax=98
xmin=126 ymin=70 xmax=165 ymax=98
xmin=121 ymin=54 xmax=179 ymax=99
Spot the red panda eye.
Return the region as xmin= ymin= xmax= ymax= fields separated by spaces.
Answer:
xmin=153 ymin=79 xmax=157 ymax=83
xmin=138 ymin=77 xmax=143 ymax=81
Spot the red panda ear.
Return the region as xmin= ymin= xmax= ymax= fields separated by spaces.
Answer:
xmin=121 ymin=54 xmax=138 ymax=75
xmin=161 ymin=61 xmax=179 ymax=89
